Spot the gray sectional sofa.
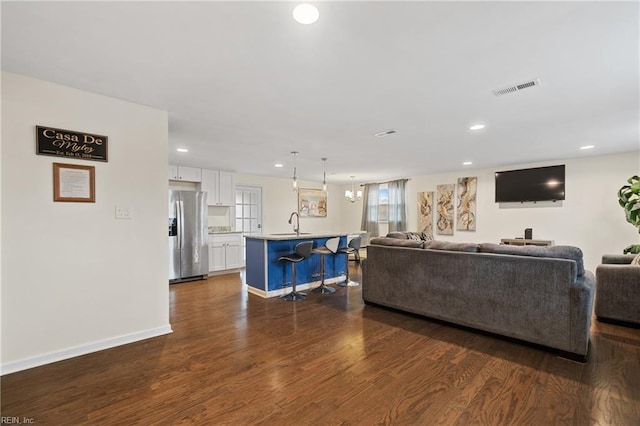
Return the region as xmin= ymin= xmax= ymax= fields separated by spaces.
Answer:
xmin=361 ymin=237 xmax=595 ymax=360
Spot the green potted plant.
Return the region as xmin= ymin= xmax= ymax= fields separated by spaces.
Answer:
xmin=619 ymin=175 xmax=640 ymax=254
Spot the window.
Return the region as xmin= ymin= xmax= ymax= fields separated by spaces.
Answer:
xmin=378 ymin=183 xmax=388 ymax=223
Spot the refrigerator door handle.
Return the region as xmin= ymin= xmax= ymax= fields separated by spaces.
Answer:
xmin=177 ymin=200 xmax=184 ymax=249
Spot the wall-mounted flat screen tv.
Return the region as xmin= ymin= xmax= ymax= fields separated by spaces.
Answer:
xmin=495 ymin=165 xmax=565 ymax=202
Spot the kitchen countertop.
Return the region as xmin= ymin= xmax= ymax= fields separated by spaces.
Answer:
xmin=208 ymin=231 xmax=243 ymax=235
xmin=246 ymin=232 xmax=347 ymax=241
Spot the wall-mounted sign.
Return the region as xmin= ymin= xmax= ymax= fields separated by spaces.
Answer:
xmin=36 ymin=125 xmax=108 ymax=162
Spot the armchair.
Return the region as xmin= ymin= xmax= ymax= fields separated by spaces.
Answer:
xmin=595 ymin=254 xmax=640 ymax=325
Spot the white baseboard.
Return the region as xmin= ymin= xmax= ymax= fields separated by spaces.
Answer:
xmin=1 ymin=324 xmax=173 ymax=375
xmin=246 ymin=275 xmax=346 ymax=298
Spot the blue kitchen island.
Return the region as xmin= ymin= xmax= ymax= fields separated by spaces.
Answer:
xmin=245 ymin=233 xmax=348 ymax=298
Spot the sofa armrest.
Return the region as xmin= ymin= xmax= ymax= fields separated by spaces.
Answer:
xmin=601 ymin=254 xmax=636 ymax=265
xmin=596 ymin=264 xmax=640 ymax=286
xmin=569 ymin=271 xmax=595 ymax=356
xmin=595 ymin=264 xmax=640 ymax=324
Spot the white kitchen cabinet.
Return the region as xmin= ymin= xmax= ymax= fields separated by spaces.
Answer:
xmin=200 ymin=169 xmax=235 ymax=206
xmin=208 ymin=233 xmax=244 ymax=272
xmin=168 ymin=165 xmax=202 ymax=182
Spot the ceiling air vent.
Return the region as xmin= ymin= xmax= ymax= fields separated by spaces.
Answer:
xmin=493 ymin=78 xmax=541 ymax=96
xmin=373 ymin=129 xmax=397 ymax=138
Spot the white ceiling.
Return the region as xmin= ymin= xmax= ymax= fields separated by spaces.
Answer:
xmin=2 ymin=1 xmax=638 ymax=184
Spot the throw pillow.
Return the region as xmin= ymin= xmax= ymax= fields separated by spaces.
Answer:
xmin=421 ymin=232 xmax=434 ymax=241
xmin=408 ymin=233 xmax=422 ymax=241
xmin=632 ymin=253 xmax=640 ymax=265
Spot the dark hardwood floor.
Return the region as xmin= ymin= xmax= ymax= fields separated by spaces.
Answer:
xmin=2 ymin=264 xmax=640 ymax=425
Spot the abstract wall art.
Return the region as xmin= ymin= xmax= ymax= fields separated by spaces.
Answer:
xmin=456 ymin=176 xmax=477 ymax=231
xmin=436 ymin=184 xmax=454 ymax=235
xmin=417 ymin=191 xmax=434 ymax=238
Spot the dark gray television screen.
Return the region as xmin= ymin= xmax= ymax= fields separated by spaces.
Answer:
xmin=495 ymin=165 xmax=565 ymax=202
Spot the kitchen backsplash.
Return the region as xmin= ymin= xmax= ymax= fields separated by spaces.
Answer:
xmin=208 ymin=205 xmax=232 ymax=231
xmin=209 ymin=225 xmax=232 ymax=233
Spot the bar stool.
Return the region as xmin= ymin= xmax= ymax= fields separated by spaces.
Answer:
xmin=311 ymin=237 xmax=340 ymax=294
xmin=279 ymin=241 xmax=314 ymax=301
xmin=338 ymin=236 xmax=361 ymax=287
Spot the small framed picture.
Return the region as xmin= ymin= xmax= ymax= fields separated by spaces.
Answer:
xmin=53 ymin=162 xmax=95 ymax=203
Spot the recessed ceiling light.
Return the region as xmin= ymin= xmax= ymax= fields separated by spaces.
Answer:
xmin=373 ymin=129 xmax=397 ymax=138
xmin=274 ymin=163 xmax=284 ymax=168
xmin=469 ymin=124 xmax=485 ymax=131
xmin=293 ymin=4 xmax=319 ymax=24
xmin=176 ymin=148 xmax=188 ymax=153
xmin=463 ymin=161 xmax=473 ymax=166
xmin=580 ymin=145 xmax=594 ymax=150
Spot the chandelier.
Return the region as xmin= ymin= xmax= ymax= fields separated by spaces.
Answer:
xmin=345 ymin=176 xmax=362 ymax=203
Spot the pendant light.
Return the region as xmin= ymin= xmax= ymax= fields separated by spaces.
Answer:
xmin=291 ymin=151 xmax=299 ymax=191
xmin=321 ymin=157 xmax=327 ymax=192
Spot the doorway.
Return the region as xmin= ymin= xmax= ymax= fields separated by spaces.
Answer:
xmin=235 ymin=186 xmax=263 ymax=258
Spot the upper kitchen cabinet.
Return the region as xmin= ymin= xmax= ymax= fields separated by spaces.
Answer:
xmin=168 ymin=165 xmax=202 ymax=182
xmin=200 ymin=169 xmax=235 ymax=206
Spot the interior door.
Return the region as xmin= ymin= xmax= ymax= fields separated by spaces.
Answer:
xmin=235 ymin=186 xmax=263 ymax=261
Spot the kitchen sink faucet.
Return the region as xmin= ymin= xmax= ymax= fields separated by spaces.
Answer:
xmin=288 ymin=212 xmax=300 ymax=236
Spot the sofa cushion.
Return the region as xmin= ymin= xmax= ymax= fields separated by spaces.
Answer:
xmin=386 ymin=232 xmax=409 ymax=239
xmin=370 ymin=237 xmax=424 ymax=248
xmin=426 ymin=240 xmax=479 ymax=253
xmin=480 ymin=243 xmax=585 ymax=276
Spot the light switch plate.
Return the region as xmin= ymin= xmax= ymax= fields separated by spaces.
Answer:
xmin=115 ymin=205 xmax=133 ymax=219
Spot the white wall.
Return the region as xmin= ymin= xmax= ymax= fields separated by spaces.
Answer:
xmin=1 ymin=72 xmax=170 ymax=373
xmin=339 ymin=152 xmax=637 ymax=273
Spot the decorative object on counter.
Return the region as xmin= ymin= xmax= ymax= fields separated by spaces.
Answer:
xmin=524 ymin=228 xmax=533 ymax=239
xmin=291 ymin=151 xmax=299 ymax=192
xmin=436 ymin=184 xmax=454 ymax=235
xmin=618 ymin=175 xmax=640 ymax=254
xmin=417 ymin=191 xmax=434 ymax=238
xmin=456 ymin=176 xmax=477 ymax=231
xmin=299 ymin=188 xmax=327 ymax=217
xmin=53 ymin=162 xmax=95 ymax=203
xmin=311 ymin=237 xmax=340 ymax=294
xmin=279 ymin=241 xmax=314 ymax=301
xmin=37 ymin=125 xmax=108 ymax=162
xmin=345 ymin=176 xmax=363 ymax=203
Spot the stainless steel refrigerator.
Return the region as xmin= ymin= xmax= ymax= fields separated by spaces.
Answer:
xmin=168 ymin=190 xmax=209 ymax=283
